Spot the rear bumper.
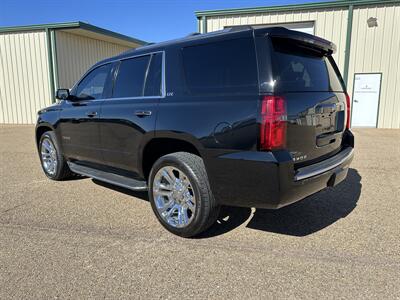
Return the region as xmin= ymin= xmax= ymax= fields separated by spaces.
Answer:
xmin=276 ymin=147 xmax=353 ymax=208
xmin=206 ymin=133 xmax=354 ymax=209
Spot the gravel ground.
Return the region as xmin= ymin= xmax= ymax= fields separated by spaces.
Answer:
xmin=0 ymin=125 xmax=399 ymax=299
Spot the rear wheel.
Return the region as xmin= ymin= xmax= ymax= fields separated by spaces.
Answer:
xmin=148 ymin=152 xmax=220 ymax=237
xmin=39 ymin=131 xmax=73 ymax=180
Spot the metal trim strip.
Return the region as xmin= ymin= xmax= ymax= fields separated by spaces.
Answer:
xmin=294 ymin=147 xmax=354 ymax=181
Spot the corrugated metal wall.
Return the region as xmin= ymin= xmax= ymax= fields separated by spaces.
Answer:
xmin=347 ymin=3 xmax=400 ymax=128
xmin=55 ymin=31 xmax=130 ymax=89
xmin=204 ymin=8 xmax=349 ymax=73
xmin=0 ymin=31 xmax=52 ymax=124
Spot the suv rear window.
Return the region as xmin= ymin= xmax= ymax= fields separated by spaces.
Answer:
xmin=271 ymin=38 xmax=344 ymax=92
xmin=182 ymin=38 xmax=258 ymax=95
xmin=113 ymin=55 xmax=150 ymax=98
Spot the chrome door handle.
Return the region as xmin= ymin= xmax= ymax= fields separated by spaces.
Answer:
xmin=86 ymin=111 xmax=98 ymax=117
xmin=135 ymin=110 xmax=152 ymax=117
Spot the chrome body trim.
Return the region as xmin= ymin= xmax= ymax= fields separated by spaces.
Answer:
xmin=294 ymin=147 xmax=354 ymax=181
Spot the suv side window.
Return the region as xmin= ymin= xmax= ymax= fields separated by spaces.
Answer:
xmin=144 ymin=53 xmax=163 ymax=97
xmin=74 ymin=63 xmax=112 ymax=100
xmin=113 ymin=55 xmax=150 ymax=98
xmin=182 ymin=38 xmax=258 ymax=96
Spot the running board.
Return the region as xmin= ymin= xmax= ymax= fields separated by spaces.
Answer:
xmin=67 ymin=162 xmax=148 ymax=191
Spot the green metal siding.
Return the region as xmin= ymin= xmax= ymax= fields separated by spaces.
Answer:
xmin=342 ymin=4 xmax=354 ymax=87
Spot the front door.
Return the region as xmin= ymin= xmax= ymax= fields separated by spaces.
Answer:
xmin=58 ymin=63 xmax=113 ymax=164
xmin=351 ymin=73 xmax=381 ymax=127
xmin=99 ymin=52 xmax=164 ymax=173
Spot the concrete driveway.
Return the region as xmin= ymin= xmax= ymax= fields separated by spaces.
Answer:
xmin=0 ymin=126 xmax=399 ymax=299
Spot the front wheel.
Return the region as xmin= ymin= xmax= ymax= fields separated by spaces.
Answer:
xmin=148 ymin=152 xmax=220 ymax=237
xmin=39 ymin=131 xmax=73 ymax=180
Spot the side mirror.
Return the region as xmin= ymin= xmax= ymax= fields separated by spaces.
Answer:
xmin=56 ymin=88 xmax=70 ymax=100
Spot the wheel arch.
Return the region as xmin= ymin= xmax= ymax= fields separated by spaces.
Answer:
xmin=140 ymin=134 xmax=204 ymax=180
xmin=35 ymin=123 xmax=55 ymax=148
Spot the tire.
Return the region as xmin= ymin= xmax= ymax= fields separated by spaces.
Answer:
xmin=148 ymin=152 xmax=220 ymax=238
xmin=38 ymin=131 xmax=73 ymax=180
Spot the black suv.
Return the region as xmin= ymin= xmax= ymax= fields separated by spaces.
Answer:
xmin=36 ymin=27 xmax=354 ymax=237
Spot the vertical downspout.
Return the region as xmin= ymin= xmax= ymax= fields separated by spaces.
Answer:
xmin=50 ymin=30 xmax=59 ymax=93
xmin=343 ymin=4 xmax=354 ymax=89
xmin=45 ymin=28 xmax=55 ymax=102
xmin=197 ymin=17 xmax=201 ymax=33
xmin=202 ymin=16 xmax=207 ymax=34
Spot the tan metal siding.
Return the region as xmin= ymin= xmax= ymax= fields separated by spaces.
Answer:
xmin=347 ymin=3 xmax=400 ymax=128
xmin=55 ymin=31 xmax=131 ymax=89
xmin=0 ymin=31 xmax=51 ymax=124
xmin=205 ymin=8 xmax=349 ymax=72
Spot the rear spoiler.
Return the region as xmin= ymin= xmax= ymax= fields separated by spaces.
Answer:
xmin=255 ymin=27 xmax=336 ymax=55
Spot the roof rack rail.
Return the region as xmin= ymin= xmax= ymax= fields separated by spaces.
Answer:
xmin=225 ymin=25 xmax=253 ymax=32
xmin=187 ymin=32 xmax=201 ymax=36
xmin=133 ymin=42 xmax=155 ymax=50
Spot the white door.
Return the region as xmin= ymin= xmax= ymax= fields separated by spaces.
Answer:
xmin=351 ymin=73 xmax=381 ymax=127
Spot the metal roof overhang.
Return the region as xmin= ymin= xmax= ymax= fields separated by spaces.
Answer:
xmin=0 ymin=21 xmax=147 ymax=47
xmin=195 ymin=0 xmax=400 ymax=17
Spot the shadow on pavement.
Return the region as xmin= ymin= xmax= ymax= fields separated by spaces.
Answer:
xmin=92 ymin=179 xmax=149 ymax=202
xmin=196 ymin=205 xmax=253 ymax=238
xmin=91 ymin=169 xmax=361 ymax=238
xmin=200 ymin=168 xmax=362 ymax=238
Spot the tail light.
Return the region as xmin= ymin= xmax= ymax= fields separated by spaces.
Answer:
xmin=260 ymin=95 xmax=287 ymax=151
xmin=345 ymin=93 xmax=351 ymax=129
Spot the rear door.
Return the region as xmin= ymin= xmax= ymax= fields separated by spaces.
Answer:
xmin=99 ymin=52 xmax=164 ymax=173
xmin=270 ymin=37 xmax=347 ymax=166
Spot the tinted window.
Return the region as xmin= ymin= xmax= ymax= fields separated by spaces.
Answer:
xmin=144 ymin=53 xmax=163 ymax=96
xmin=271 ymin=38 xmax=344 ymax=92
xmin=182 ymin=38 xmax=258 ymax=95
xmin=113 ymin=55 xmax=150 ymax=98
xmin=75 ymin=64 xmax=112 ymax=100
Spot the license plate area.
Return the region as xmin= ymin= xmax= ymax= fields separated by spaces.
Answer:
xmin=315 ymin=103 xmax=345 ymax=147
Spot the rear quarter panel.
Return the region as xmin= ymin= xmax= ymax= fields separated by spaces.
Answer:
xmin=156 ymin=45 xmax=260 ymax=204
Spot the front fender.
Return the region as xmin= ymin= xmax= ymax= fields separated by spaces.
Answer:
xmin=35 ymin=104 xmax=61 ymax=147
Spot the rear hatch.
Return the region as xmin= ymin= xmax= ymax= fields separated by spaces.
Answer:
xmin=262 ymin=31 xmax=348 ymax=167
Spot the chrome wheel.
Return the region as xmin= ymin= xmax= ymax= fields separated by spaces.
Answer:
xmin=153 ymin=166 xmax=196 ymax=228
xmin=40 ymin=137 xmax=57 ymax=176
